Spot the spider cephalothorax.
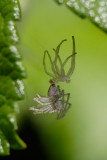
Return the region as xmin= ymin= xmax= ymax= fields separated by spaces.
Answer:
xmin=43 ymin=36 xmax=77 ymax=83
xmin=30 ymin=83 xmax=71 ymax=119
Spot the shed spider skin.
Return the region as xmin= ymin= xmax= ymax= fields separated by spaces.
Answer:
xmin=43 ymin=36 xmax=77 ymax=83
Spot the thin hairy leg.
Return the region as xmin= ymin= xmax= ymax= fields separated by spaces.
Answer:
xmin=33 ymin=106 xmax=52 ymax=114
xmin=56 ymin=89 xmax=65 ymax=119
xmin=63 ymin=93 xmax=71 ymax=112
xmin=59 ymin=89 xmax=69 ymax=98
xmin=67 ymin=53 xmax=76 ymax=78
xmin=58 ymin=90 xmax=71 ymax=119
xmin=57 ymin=54 xmax=65 ymax=76
xmin=43 ymin=50 xmax=56 ymax=78
xmin=57 ymin=85 xmax=61 ymax=93
xmin=36 ymin=94 xmax=52 ymax=102
xmin=53 ymin=39 xmax=67 ymax=64
xmin=61 ymin=53 xmax=76 ymax=71
xmin=57 ymin=85 xmax=65 ymax=99
xmin=29 ymin=106 xmax=50 ymax=114
xmin=33 ymin=98 xmax=52 ymax=106
xmin=61 ymin=54 xmax=72 ymax=76
xmin=49 ymin=109 xmax=57 ymax=113
xmin=67 ymin=36 xmax=77 ymax=78
xmin=53 ymin=48 xmax=62 ymax=76
xmin=58 ymin=100 xmax=71 ymax=105
xmin=53 ymin=39 xmax=67 ymax=74
xmin=61 ymin=89 xmax=64 ymax=103
xmin=62 ymin=92 xmax=71 ymax=117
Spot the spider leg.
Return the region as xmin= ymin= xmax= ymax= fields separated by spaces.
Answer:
xmin=66 ymin=36 xmax=77 ymax=79
xmin=58 ymin=88 xmax=67 ymax=99
xmin=36 ymin=94 xmax=51 ymax=102
xmin=62 ymin=93 xmax=71 ymax=117
xmin=63 ymin=92 xmax=71 ymax=113
xmin=61 ymin=53 xmax=76 ymax=70
xmin=49 ymin=109 xmax=57 ymax=113
xmin=59 ymin=100 xmax=71 ymax=105
xmin=53 ymin=49 xmax=62 ymax=76
xmin=57 ymin=90 xmax=71 ymax=119
xmin=53 ymin=49 xmax=65 ymax=75
xmin=61 ymin=89 xmax=64 ymax=102
xmin=66 ymin=53 xmax=76 ymax=79
xmin=61 ymin=91 xmax=71 ymax=107
xmin=53 ymin=39 xmax=67 ymax=64
xmin=57 ymin=54 xmax=65 ymax=76
xmin=33 ymin=97 xmax=52 ymax=106
xmin=57 ymin=85 xmax=61 ymax=94
xmin=43 ymin=50 xmax=56 ymax=78
xmin=57 ymin=85 xmax=65 ymax=99
xmin=57 ymin=86 xmax=71 ymax=101
xmin=31 ymin=104 xmax=57 ymax=115
xmin=56 ymin=89 xmax=64 ymax=119
xmin=57 ymin=103 xmax=71 ymax=119
xmin=32 ymin=106 xmax=52 ymax=114
xmin=53 ymin=39 xmax=67 ymax=76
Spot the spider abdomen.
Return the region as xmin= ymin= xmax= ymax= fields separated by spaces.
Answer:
xmin=48 ymin=84 xmax=58 ymax=97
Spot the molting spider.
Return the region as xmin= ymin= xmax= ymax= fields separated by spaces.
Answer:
xmin=30 ymin=36 xmax=77 ymax=119
xmin=43 ymin=36 xmax=77 ymax=83
xmin=30 ymin=83 xmax=71 ymax=119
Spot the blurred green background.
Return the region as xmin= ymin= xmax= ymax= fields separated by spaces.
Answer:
xmin=17 ymin=0 xmax=107 ymax=159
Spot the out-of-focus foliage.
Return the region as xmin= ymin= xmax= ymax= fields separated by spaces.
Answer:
xmin=55 ymin=0 xmax=107 ymax=32
xmin=0 ymin=0 xmax=26 ymax=156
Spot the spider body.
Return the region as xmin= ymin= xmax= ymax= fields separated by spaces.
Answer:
xmin=30 ymin=83 xmax=71 ymax=119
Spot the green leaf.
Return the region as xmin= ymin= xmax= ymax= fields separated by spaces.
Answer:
xmin=0 ymin=21 xmax=19 ymax=47
xmin=0 ymin=76 xmax=24 ymax=100
xmin=0 ymin=0 xmax=21 ymax=20
xmin=0 ymin=19 xmax=19 ymax=47
xmin=54 ymin=0 xmax=64 ymax=5
xmin=66 ymin=0 xmax=88 ymax=17
xmin=55 ymin=0 xmax=107 ymax=32
xmin=1 ymin=45 xmax=22 ymax=62
xmin=0 ymin=95 xmax=7 ymax=106
xmin=0 ymin=131 xmax=10 ymax=156
xmin=0 ymin=117 xmax=26 ymax=151
xmin=89 ymin=0 xmax=107 ymax=32
xmin=0 ymin=54 xmax=26 ymax=79
xmin=0 ymin=0 xmax=26 ymax=156
xmin=7 ymin=132 xmax=26 ymax=150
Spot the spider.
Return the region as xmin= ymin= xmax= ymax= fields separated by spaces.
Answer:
xmin=43 ymin=36 xmax=77 ymax=83
xmin=30 ymin=82 xmax=71 ymax=119
xmin=30 ymin=36 xmax=77 ymax=119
